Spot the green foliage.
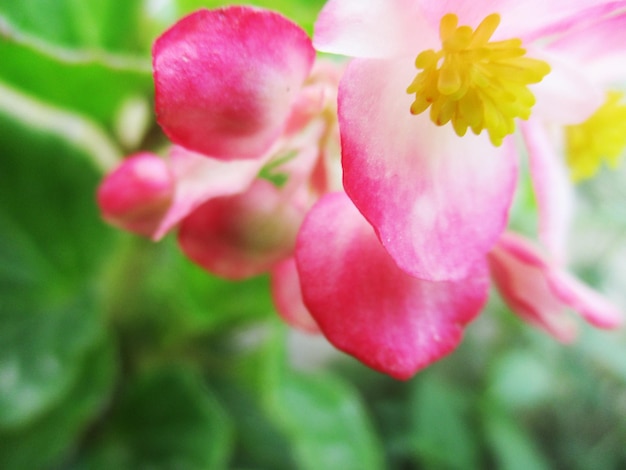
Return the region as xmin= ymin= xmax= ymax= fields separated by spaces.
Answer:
xmin=76 ymin=366 xmax=233 ymax=469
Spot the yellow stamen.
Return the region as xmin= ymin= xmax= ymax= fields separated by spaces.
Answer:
xmin=566 ymin=91 xmax=626 ymax=182
xmin=407 ymin=13 xmax=550 ymax=146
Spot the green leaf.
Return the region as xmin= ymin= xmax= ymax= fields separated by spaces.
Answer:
xmin=272 ymin=371 xmax=385 ymax=470
xmin=0 ymin=41 xmax=152 ymax=132
xmin=105 ymin=235 xmax=276 ymax=350
xmin=259 ymin=327 xmax=385 ymax=470
xmin=410 ymin=375 xmax=480 ymax=470
xmin=487 ymin=350 xmax=554 ymax=410
xmin=213 ymin=378 xmax=297 ymax=470
xmin=483 ymin=406 xmax=551 ymax=470
xmin=0 ymin=337 xmax=116 ymax=470
xmin=0 ymin=0 xmax=145 ymax=51
xmin=0 ymin=290 xmax=104 ymax=428
xmin=0 ymin=107 xmax=115 ymax=428
xmin=79 ymin=367 xmax=233 ymax=469
xmin=0 ymin=0 xmax=153 ymax=133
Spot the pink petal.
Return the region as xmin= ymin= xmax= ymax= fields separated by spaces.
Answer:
xmin=339 ymin=58 xmax=518 ymax=281
xmin=548 ymin=271 xmax=623 ymax=330
xmin=270 ymin=257 xmax=320 ymax=334
xmin=178 ymin=179 xmax=304 ymax=280
xmin=296 ymin=192 xmax=489 ymax=380
xmin=530 ymin=49 xmax=605 ymax=125
xmin=314 ymin=0 xmax=437 ymax=58
xmin=97 ymin=153 xmax=174 ymax=237
xmin=489 ymin=233 xmax=623 ymax=342
xmin=154 ymin=7 xmax=315 ymax=159
xmin=519 ymin=2 xmax=626 ymax=43
xmin=548 ymin=12 xmax=626 ymax=84
xmin=152 ymin=146 xmax=269 ymax=240
xmin=421 ymin=0 xmax=626 ymax=41
xmin=520 ymin=120 xmax=573 ymax=264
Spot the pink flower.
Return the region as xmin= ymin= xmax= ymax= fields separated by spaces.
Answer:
xmin=489 ymin=232 xmax=623 ymax=342
xmin=313 ymin=0 xmax=626 ymax=282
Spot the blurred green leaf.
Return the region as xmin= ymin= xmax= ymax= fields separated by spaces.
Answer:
xmin=105 ymin=235 xmax=276 ymax=353
xmin=410 ymin=375 xmax=480 ymax=470
xmin=213 ymin=377 xmax=297 ymax=469
xmin=0 ymin=108 xmax=115 ymax=427
xmin=79 ymin=367 xmax=233 ymax=469
xmin=0 ymin=0 xmax=144 ymax=51
xmin=271 ymin=371 xmax=385 ymax=470
xmin=483 ymin=406 xmax=550 ymax=470
xmin=488 ymin=350 xmax=554 ymax=410
xmin=0 ymin=42 xmax=152 ymax=132
xmin=256 ymin=327 xmax=385 ymax=470
xmin=0 ymin=337 xmax=116 ymax=470
xmin=0 ymin=0 xmax=153 ymax=133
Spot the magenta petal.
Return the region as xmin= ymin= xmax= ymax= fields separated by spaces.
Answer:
xmin=271 ymin=257 xmax=320 ymax=334
xmin=154 ymin=7 xmax=315 ymax=159
xmin=178 ymin=179 xmax=304 ymax=280
xmin=296 ymin=193 xmax=489 ymax=380
xmin=339 ymin=59 xmax=518 ymax=281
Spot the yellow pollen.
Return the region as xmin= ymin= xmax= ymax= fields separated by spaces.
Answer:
xmin=566 ymin=91 xmax=626 ymax=182
xmin=406 ymin=13 xmax=550 ymax=146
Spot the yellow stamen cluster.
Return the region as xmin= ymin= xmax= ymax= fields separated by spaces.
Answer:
xmin=566 ymin=91 xmax=626 ymax=182
xmin=407 ymin=13 xmax=550 ymax=146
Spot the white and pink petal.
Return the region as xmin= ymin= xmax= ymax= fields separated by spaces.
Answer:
xmin=489 ymin=233 xmax=623 ymax=342
xmin=520 ymin=120 xmax=573 ymax=264
xmin=339 ymin=58 xmax=518 ymax=281
xmin=314 ymin=0 xmax=436 ymax=58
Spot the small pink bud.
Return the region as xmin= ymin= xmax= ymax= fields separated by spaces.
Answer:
xmin=97 ymin=153 xmax=174 ymax=237
xmin=178 ymin=179 xmax=303 ymax=279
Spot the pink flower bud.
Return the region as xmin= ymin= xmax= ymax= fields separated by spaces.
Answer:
xmin=97 ymin=153 xmax=174 ymax=237
xmin=178 ymin=179 xmax=304 ymax=279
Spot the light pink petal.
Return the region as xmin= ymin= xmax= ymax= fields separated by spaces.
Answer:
xmin=489 ymin=233 xmax=623 ymax=342
xmin=548 ymin=12 xmax=626 ymax=84
xmin=313 ymin=0 xmax=437 ymax=58
xmin=520 ymin=120 xmax=573 ymax=264
xmin=97 ymin=153 xmax=174 ymax=237
xmin=152 ymin=146 xmax=268 ymax=239
xmin=520 ymin=2 xmax=626 ymax=43
xmin=395 ymin=1 xmax=626 ymax=43
xmin=178 ymin=179 xmax=303 ymax=280
xmin=270 ymin=257 xmax=320 ymax=334
xmin=154 ymin=7 xmax=315 ymax=159
xmin=339 ymin=58 xmax=517 ymax=281
xmin=296 ymin=192 xmax=489 ymax=380
xmin=530 ymin=49 xmax=605 ymax=125
xmin=548 ymin=271 xmax=623 ymax=330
